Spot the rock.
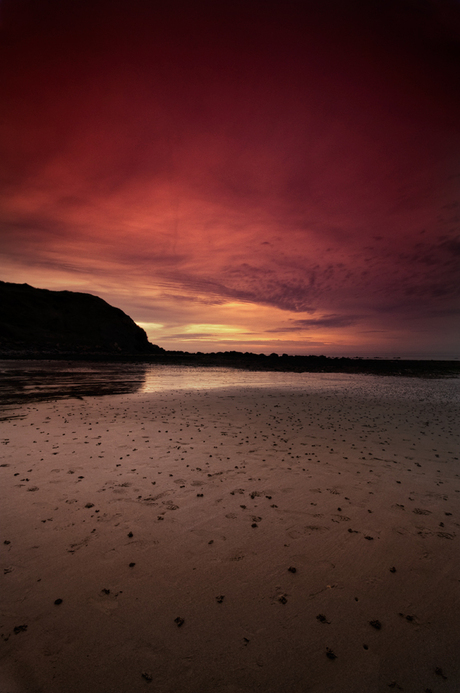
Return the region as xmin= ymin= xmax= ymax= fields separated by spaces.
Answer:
xmin=13 ymin=625 xmax=28 ymax=634
xmin=0 ymin=281 xmax=163 ymax=356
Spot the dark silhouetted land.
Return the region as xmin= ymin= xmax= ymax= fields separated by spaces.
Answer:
xmin=0 ymin=281 xmax=458 ymax=377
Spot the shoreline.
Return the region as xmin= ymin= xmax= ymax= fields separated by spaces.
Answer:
xmin=1 ymin=354 xmax=459 ymax=379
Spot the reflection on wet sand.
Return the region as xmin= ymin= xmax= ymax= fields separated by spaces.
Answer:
xmin=0 ymin=361 xmax=147 ymax=408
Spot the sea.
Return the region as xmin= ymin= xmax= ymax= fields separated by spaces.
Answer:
xmin=1 ymin=360 xmax=459 ymax=414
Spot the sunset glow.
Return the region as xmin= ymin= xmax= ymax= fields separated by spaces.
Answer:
xmin=1 ymin=0 xmax=459 ymax=357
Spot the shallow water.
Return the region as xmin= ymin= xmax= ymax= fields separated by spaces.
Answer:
xmin=140 ymin=364 xmax=460 ymax=403
xmin=1 ymin=360 xmax=459 ymax=410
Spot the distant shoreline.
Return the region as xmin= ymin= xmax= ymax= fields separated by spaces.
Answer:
xmin=0 ymin=351 xmax=458 ymax=378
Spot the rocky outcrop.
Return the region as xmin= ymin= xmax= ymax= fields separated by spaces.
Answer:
xmin=0 ymin=281 xmax=163 ymax=356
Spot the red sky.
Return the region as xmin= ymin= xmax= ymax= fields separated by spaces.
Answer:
xmin=1 ymin=0 xmax=460 ymax=357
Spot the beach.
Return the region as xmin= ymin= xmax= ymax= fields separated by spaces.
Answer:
xmin=1 ymin=372 xmax=459 ymax=692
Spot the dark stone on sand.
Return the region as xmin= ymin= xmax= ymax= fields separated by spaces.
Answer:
xmin=129 ymin=562 xmax=136 ymax=568
xmin=326 ymin=648 xmax=337 ymax=660
xmin=216 ymin=595 xmax=225 ymax=603
xmin=434 ymin=667 xmax=447 ymax=679
xmin=369 ymin=619 xmax=382 ymax=629
xmin=288 ymin=566 xmax=297 ymax=573
xmin=316 ymin=614 xmax=330 ymax=623
xmin=390 ymin=566 xmax=396 ymax=573
xmin=141 ymin=671 xmax=153 ymax=682
xmin=13 ymin=625 xmax=28 ymax=634
xmin=174 ymin=617 xmax=185 ymax=627
xmin=278 ymin=595 xmax=288 ymax=604
xmin=128 ymin=532 xmax=133 ymax=538
xmin=54 ymin=599 xmax=63 ymax=605
xmin=251 ymin=523 xmax=258 ymax=528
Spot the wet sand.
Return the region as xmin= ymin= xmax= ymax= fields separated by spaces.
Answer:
xmin=1 ymin=385 xmax=459 ymax=692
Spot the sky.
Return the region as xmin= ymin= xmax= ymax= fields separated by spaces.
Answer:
xmin=1 ymin=0 xmax=460 ymax=358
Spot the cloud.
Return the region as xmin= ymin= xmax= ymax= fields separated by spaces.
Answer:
xmin=1 ymin=0 xmax=460 ymax=356
xmin=267 ymin=314 xmax=360 ymax=332
xmin=163 ymin=333 xmax=217 ymax=340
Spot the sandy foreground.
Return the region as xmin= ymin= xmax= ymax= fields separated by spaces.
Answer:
xmin=1 ymin=384 xmax=459 ymax=693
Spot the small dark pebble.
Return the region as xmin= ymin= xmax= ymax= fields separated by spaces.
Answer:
xmin=208 ymin=540 xmax=214 ymax=545
xmin=4 ymin=540 xmax=10 ymax=545
xmin=364 ymin=535 xmax=374 ymax=541
xmin=174 ymin=617 xmax=185 ymax=627
xmin=288 ymin=566 xmax=297 ymax=573
xmin=406 ymin=615 xmax=413 ymax=622
xmin=435 ymin=667 xmax=447 ymax=679
xmin=216 ymin=595 xmax=225 ymax=603
xmin=278 ymin=595 xmax=288 ymax=604
xmin=316 ymin=614 xmax=330 ymax=623
xmin=369 ymin=619 xmax=382 ymax=629
xmin=326 ymin=648 xmax=337 ymax=660
xmin=197 ymin=494 xmax=203 ymax=497
xmin=390 ymin=566 xmax=396 ymax=573
xmin=141 ymin=671 xmax=153 ymax=682
xmin=363 ymin=644 xmax=368 ymax=650
xmin=101 ymin=588 xmax=110 ymax=595
xmin=129 ymin=562 xmax=136 ymax=568
xmin=128 ymin=532 xmax=133 ymax=538
xmin=251 ymin=523 xmax=258 ymax=528
xmin=85 ymin=503 xmax=94 ymax=508
xmin=54 ymin=599 xmax=63 ymax=605
xmin=13 ymin=625 xmax=28 ymax=634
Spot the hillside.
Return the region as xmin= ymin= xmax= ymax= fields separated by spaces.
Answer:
xmin=0 ymin=281 xmax=163 ymax=356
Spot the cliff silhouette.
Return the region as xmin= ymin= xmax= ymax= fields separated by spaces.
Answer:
xmin=0 ymin=281 xmax=163 ymax=356
xmin=0 ymin=281 xmax=458 ymax=377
